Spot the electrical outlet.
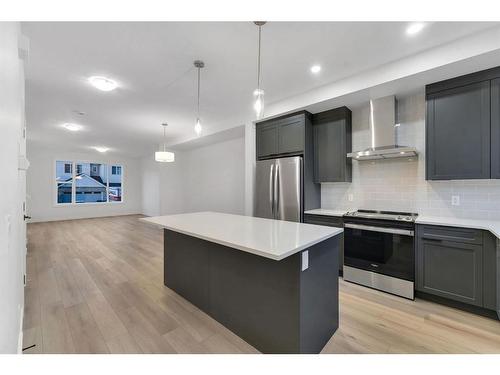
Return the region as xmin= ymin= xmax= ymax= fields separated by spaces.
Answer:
xmin=301 ymin=251 xmax=309 ymax=271
xmin=451 ymin=195 xmax=460 ymax=206
xmin=348 ymin=193 xmax=354 ymax=202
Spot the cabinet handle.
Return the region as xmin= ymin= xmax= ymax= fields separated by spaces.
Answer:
xmin=422 ymin=237 xmax=443 ymax=243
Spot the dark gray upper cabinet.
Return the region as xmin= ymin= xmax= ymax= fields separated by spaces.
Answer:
xmin=256 ymin=112 xmax=306 ymax=159
xmin=312 ymin=107 xmax=352 ymax=183
xmin=425 ymin=66 xmax=500 ymax=180
xmin=278 ymin=116 xmax=305 ymax=155
xmin=426 ymin=81 xmax=491 ymax=180
xmin=491 ymin=78 xmax=500 ymax=179
xmin=256 ymin=123 xmax=278 ymax=159
xmin=416 ymin=225 xmax=484 ymax=307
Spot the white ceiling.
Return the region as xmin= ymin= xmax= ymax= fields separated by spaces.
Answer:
xmin=23 ymin=22 xmax=499 ymax=157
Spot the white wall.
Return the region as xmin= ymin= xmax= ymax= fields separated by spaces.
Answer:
xmin=27 ymin=144 xmax=142 ymax=222
xmin=141 ymin=156 xmax=161 ymax=217
xmin=182 ymin=137 xmax=245 ymax=215
xmin=158 ymin=152 xmax=186 ymax=215
xmin=141 ymin=137 xmax=245 ymax=217
xmin=321 ymin=93 xmax=500 ymax=220
xmin=140 ymin=150 xmax=186 ymax=217
xmin=0 ymin=22 xmax=26 ymax=353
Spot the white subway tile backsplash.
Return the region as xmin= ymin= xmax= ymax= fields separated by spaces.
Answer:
xmin=321 ymin=92 xmax=500 ymax=219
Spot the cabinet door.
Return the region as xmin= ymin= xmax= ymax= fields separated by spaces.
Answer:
xmin=491 ymin=78 xmax=500 ymax=179
xmin=256 ymin=123 xmax=278 ymax=159
xmin=416 ymin=238 xmax=483 ymax=306
xmin=303 ymin=215 xmax=344 ymax=273
xmin=482 ymin=232 xmax=497 ymax=311
xmin=278 ymin=117 xmax=304 ymax=155
xmin=426 ymin=81 xmax=491 ymax=180
xmin=314 ymin=119 xmax=345 ymax=182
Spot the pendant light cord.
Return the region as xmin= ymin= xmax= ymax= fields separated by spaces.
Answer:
xmin=163 ymin=124 xmax=167 ymax=152
xmin=257 ymin=25 xmax=262 ymax=90
xmin=197 ymin=67 xmax=201 ymax=119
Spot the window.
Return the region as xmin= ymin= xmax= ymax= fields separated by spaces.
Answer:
xmin=55 ymin=160 xmax=123 ymax=205
xmin=56 ymin=161 xmax=73 ymax=204
xmin=108 ymin=165 xmax=122 ymax=202
xmin=75 ymin=162 xmax=107 ymax=203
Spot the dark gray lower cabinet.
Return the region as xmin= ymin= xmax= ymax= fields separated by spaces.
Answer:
xmin=304 ymin=214 xmax=344 ymax=274
xmin=417 ymin=237 xmax=483 ymax=306
xmin=483 ymin=233 xmax=498 ymax=311
xmin=164 ymin=229 xmax=340 ymax=353
xmin=416 ymin=225 xmax=497 ymax=312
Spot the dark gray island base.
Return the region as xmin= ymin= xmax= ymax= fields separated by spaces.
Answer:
xmin=164 ymin=229 xmax=340 ymax=354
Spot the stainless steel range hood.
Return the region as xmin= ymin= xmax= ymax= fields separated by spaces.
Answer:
xmin=347 ymin=96 xmax=418 ymax=161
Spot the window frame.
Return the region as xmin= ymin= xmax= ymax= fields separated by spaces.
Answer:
xmin=53 ymin=159 xmax=125 ymax=206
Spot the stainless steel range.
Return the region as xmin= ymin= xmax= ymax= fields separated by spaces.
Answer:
xmin=343 ymin=209 xmax=418 ymax=299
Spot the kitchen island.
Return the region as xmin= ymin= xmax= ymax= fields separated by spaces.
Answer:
xmin=141 ymin=212 xmax=343 ymax=354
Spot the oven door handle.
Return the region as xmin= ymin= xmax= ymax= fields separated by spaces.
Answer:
xmin=344 ymin=223 xmax=414 ymax=237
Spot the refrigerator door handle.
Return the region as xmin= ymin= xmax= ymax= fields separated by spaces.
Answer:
xmin=275 ymin=162 xmax=280 ymax=220
xmin=269 ymin=163 xmax=274 ymax=219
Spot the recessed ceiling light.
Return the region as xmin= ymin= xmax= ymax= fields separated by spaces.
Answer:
xmin=88 ymin=76 xmax=118 ymax=91
xmin=93 ymin=146 xmax=109 ymax=153
xmin=310 ymin=65 xmax=321 ymax=74
xmin=406 ymin=22 xmax=425 ymax=36
xmin=62 ymin=123 xmax=82 ymax=131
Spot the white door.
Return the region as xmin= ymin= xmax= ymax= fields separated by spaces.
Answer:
xmin=18 ymin=123 xmax=28 ymax=286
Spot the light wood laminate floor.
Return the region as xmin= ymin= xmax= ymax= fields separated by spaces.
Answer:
xmin=23 ymin=215 xmax=500 ymax=354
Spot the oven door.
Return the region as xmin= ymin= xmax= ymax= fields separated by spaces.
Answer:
xmin=343 ymin=223 xmax=415 ymax=281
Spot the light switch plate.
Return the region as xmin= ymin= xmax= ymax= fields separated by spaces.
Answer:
xmin=301 ymin=251 xmax=309 ymax=271
xmin=348 ymin=193 xmax=354 ymax=202
xmin=451 ymin=195 xmax=460 ymax=206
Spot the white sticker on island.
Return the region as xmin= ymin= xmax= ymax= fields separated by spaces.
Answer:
xmin=301 ymin=251 xmax=309 ymax=271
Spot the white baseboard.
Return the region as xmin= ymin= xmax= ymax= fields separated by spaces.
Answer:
xmin=28 ymin=210 xmax=142 ymax=223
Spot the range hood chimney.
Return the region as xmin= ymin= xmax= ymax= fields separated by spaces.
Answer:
xmin=347 ymin=95 xmax=418 ymax=160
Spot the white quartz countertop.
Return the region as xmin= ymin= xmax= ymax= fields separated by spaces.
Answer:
xmin=304 ymin=208 xmax=500 ymax=239
xmin=141 ymin=212 xmax=343 ymax=261
xmin=304 ymin=209 xmax=347 ymax=217
xmin=416 ymin=216 xmax=500 ymax=239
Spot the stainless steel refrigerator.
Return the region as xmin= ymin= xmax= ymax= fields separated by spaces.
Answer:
xmin=254 ymin=156 xmax=303 ymax=222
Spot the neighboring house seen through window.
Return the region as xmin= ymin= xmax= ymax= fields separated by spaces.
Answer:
xmin=64 ymin=163 xmax=72 ymax=174
xmin=55 ymin=160 xmax=123 ymax=204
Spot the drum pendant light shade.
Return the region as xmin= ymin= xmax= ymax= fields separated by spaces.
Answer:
xmin=155 ymin=123 xmax=175 ymax=163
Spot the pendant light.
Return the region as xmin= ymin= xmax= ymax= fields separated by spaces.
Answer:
xmin=155 ymin=123 xmax=175 ymax=162
xmin=194 ymin=60 xmax=205 ymax=136
xmin=253 ymin=21 xmax=266 ymax=119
